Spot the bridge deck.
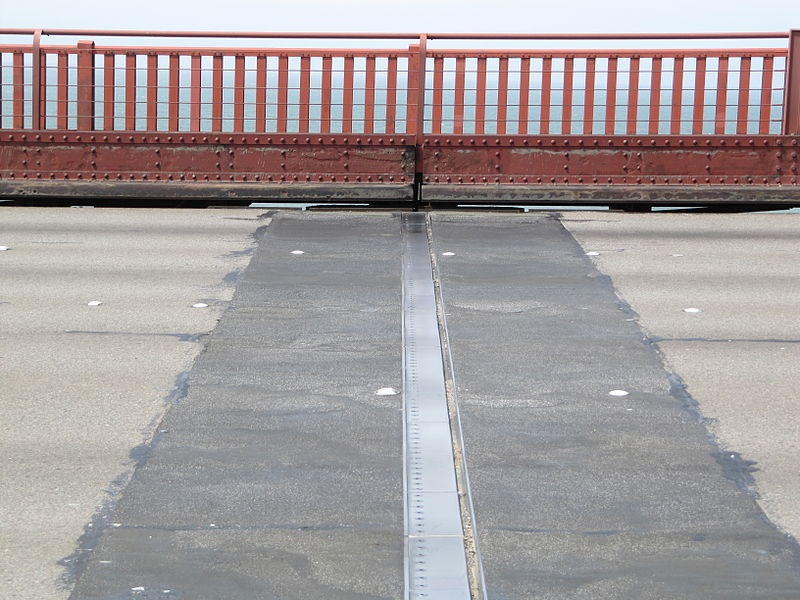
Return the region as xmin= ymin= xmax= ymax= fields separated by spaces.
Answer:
xmin=2 ymin=208 xmax=800 ymax=599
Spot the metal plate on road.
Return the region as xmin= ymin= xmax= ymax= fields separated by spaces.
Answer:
xmin=402 ymin=213 xmax=471 ymax=598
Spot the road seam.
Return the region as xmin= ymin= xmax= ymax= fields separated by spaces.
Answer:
xmin=401 ymin=212 xmax=482 ymax=599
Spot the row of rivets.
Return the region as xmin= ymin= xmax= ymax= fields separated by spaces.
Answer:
xmin=3 ymin=133 xmax=409 ymax=145
xmin=424 ymin=136 xmax=800 ymax=147
xmin=423 ymin=174 xmax=794 ymax=185
xmin=0 ymin=172 xmax=407 ymax=183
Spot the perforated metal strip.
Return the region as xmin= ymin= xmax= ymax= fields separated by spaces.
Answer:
xmin=402 ymin=213 xmax=471 ymax=600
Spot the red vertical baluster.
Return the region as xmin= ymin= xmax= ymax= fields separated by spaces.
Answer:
xmin=364 ymin=56 xmax=376 ymax=134
xmin=605 ymin=56 xmax=618 ymax=135
xmin=385 ymin=56 xmax=397 ymax=134
xmin=103 ymin=53 xmax=115 ymax=130
xmin=715 ymin=55 xmax=729 ymax=134
xmin=760 ymin=56 xmax=774 ymax=134
xmin=737 ymin=56 xmax=752 ymax=134
xmin=518 ymin=56 xmax=530 ymax=135
xmin=299 ymin=55 xmax=311 ymax=133
xmin=432 ymin=56 xmax=444 ymax=134
xmin=562 ymin=57 xmax=574 ymax=135
xmin=277 ymin=55 xmax=288 ymax=133
xmin=693 ymin=56 xmax=707 ymax=134
xmin=541 ymin=57 xmax=553 ymax=134
xmin=649 ymin=57 xmax=663 ymax=135
xmin=670 ymin=56 xmax=684 ymax=134
xmin=233 ymin=55 xmax=245 ymax=133
xmin=76 ymin=40 xmax=95 ymax=131
xmin=168 ymin=54 xmax=180 ymax=132
xmin=627 ymin=57 xmax=640 ymax=135
xmin=475 ymin=56 xmax=487 ymax=135
xmin=146 ymin=53 xmax=158 ymax=131
xmin=190 ymin=55 xmax=201 ymax=133
xmin=125 ymin=53 xmax=136 ymax=131
xmin=321 ymin=56 xmax=332 ymax=133
xmin=343 ymin=55 xmax=355 ymax=133
xmin=57 ymin=52 xmax=69 ymax=130
xmin=497 ymin=56 xmax=509 ymax=135
xmin=453 ymin=57 xmax=466 ymax=134
xmin=13 ymin=51 xmax=24 ymax=128
xmin=584 ymin=57 xmax=596 ymax=135
xmin=255 ymin=55 xmax=266 ymax=133
xmin=212 ymin=54 xmax=223 ymax=132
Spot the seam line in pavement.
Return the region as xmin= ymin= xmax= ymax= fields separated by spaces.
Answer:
xmin=402 ymin=212 xmax=474 ymax=599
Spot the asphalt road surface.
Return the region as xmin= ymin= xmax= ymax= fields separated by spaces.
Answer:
xmin=1 ymin=207 xmax=799 ymax=599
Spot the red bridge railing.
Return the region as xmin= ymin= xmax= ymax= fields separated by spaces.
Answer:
xmin=2 ymin=30 xmax=797 ymax=136
xmin=425 ymin=48 xmax=787 ymax=136
xmin=1 ymin=30 xmax=800 ymax=206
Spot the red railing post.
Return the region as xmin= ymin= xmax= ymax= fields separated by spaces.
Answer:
xmin=407 ymin=35 xmax=427 ymax=181
xmin=32 ymin=30 xmax=43 ymax=130
xmin=783 ymin=29 xmax=800 ymax=134
xmin=76 ymin=40 xmax=96 ymax=131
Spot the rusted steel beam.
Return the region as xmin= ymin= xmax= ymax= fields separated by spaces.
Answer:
xmin=421 ymin=135 xmax=800 ymax=187
xmin=0 ymin=131 xmax=416 ymax=186
xmin=422 ymin=184 xmax=800 ymax=205
xmin=0 ymin=181 xmax=414 ymax=202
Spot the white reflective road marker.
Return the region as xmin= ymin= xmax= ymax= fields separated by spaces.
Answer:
xmin=401 ymin=214 xmax=478 ymax=600
xmin=375 ymin=387 xmax=400 ymax=396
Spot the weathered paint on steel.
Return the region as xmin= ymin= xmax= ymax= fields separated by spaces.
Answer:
xmin=421 ymin=136 xmax=799 ymax=187
xmin=0 ymin=133 xmax=416 ymax=185
xmin=421 ymin=185 xmax=800 ymax=205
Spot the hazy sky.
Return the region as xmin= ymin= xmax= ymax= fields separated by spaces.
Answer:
xmin=1 ymin=0 xmax=798 ymax=35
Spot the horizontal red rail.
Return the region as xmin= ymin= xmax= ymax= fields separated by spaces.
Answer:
xmin=0 ymin=29 xmax=790 ymax=40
